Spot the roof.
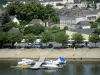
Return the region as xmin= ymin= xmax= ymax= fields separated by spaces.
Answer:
xmin=60 ymin=6 xmax=100 ymax=17
xmin=29 ymin=19 xmax=43 ymax=24
xmin=82 ymin=9 xmax=99 ymax=16
xmin=9 ymin=16 xmax=16 ymax=20
xmin=60 ymin=16 xmax=75 ymax=21
xmin=70 ymin=28 xmax=95 ymax=34
xmin=76 ymin=21 xmax=90 ymax=26
xmin=8 ymin=27 xmax=20 ymax=33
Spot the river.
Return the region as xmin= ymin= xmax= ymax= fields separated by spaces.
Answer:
xmin=0 ymin=60 xmax=100 ymax=75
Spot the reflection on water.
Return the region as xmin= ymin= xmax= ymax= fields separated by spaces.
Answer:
xmin=44 ymin=70 xmax=57 ymax=75
xmin=0 ymin=60 xmax=100 ymax=75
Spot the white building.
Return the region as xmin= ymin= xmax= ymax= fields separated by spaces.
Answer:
xmin=6 ymin=0 xmax=75 ymax=6
xmin=9 ymin=16 xmax=20 ymax=24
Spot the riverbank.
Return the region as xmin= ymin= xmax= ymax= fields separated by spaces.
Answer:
xmin=0 ymin=48 xmax=100 ymax=61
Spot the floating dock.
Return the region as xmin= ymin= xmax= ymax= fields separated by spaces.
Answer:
xmin=29 ymin=57 xmax=46 ymax=70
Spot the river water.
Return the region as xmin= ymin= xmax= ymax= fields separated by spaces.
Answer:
xmin=0 ymin=60 xmax=100 ymax=75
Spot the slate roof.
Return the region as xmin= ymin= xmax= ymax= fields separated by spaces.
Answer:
xmin=70 ymin=28 xmax=95 ymax=34
xmin=60 ymin=16 xmax=75 ymax=21
xmin=75 ymin=21 xmax=90 ymax=26
xmin=8 ymin=27 xmax=20 ymax=33
xmin=29 ymin=19 xmax=43 ymax=24
xmin=60 ymin=6 xmax=100 ymax=17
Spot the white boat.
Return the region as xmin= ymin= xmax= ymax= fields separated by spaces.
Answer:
xmin=18 ymin=59 xmax=35 ymax=65
xmin=42 ymin=64 xmax=59 ymax=69
xmin=44 ymin=57 xmax=66 ymax=65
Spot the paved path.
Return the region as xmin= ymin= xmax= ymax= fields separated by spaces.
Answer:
xmin=0 ymin=48 xmax=100 ymax=59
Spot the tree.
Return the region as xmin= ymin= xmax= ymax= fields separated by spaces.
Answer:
xmin=72 ymin=33 xmax=84 ymax=44
xmin=41 ymin=31 xmax=53 ymax=43
xmin=93 ymin=28 xmax=100 ymax=35
xmin=90 ymin=22 xmax=98 ymax=28
xmin=0 ymin=31 xmax=6 ymax=48
xmin=2 ymin=22 xmax=19 ymax=32
xmin=96 ymin=17 xmax=100 ymax=22
xmin=7 ymin=32 xmax=23 ymax=45
xmin=25 ymin=33 xmax=36 ymax=43
xmin=7 ymin=2 xmax=59 ymax=23
xmin=54 ymin=31 xmax=69 ymax=43
xmin=89 ymin=34 xmax=100 ymax=45
xmin=7 ymin=1 xmax=24 ymax=15
xmin=64 ymin=26 xmax=68 ymax=30
xmin=24 ymin=24 xmax=44 ymax=35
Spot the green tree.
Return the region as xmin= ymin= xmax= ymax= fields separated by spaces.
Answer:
xmin=41 ymin=31 xmax=53 ymax=43
xmin=90 ymin=22 xmax=98 ymax=28
xmin=25 ymin=33 xmax=36 ymax=43
xmin=7 ymin=1 xmax=24 ymax=15
xmin=7 ymin=32 xmax=23 ymax=45
xmin=7 ymin=2 xmax=59 ymax=23
xmin=0 ymin=31 xmax=6 ymax=48
xmin=2 ymin=22 xmax=19 ymax=32
xmin=64 ymin=26 xmax=68 ymax=30
xmin=72 ymin=33 xmax=84 ymax=44
xmin=93 ymin=28 xmax=100 ymax=35
xmin=54 ymin=31 xmax=69 ymax=43
xmin=24 ymin=24 xmax=44 ymax=35
xmin=89 ymin=34 xmax=100 ymax=46
xmin=96 ymin=17 xmax=100 ymax=22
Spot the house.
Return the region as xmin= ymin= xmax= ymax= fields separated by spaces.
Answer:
xmin=9 ymin=16 xmax=20 ymax=24
xmin=8 ymin=27 xmax=20 ymax=33
xmin=6 ymin=0 xmax=85 ymax=7
xmin=25 ymin=19 xmax=45 ymax=27
xmin=60 ymin=6 xmax=100 ymax=29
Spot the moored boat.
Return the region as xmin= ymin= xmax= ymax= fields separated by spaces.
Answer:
xmin=44 ymin=57 xmax=66 ymax=65
xmin=18 ymin=59 xmax=35 ymax=65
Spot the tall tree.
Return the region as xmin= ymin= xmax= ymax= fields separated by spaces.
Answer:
xmin=89 ymin=34 xmax=100 ymax=46
xmin=72 ymin=33 xmax=84 ymax=44
xmin=7 ymin=2 xmax=59 ymax=23
xmin=24 ymin=23 xmax=44 ymax=35
xmin=93 ymin=28 xmax=100 ymax=35
xmin=0 ymin=30 xmax=6 ymax=48
xmin=2 ymin=22 xmax=19 ymax=32
xmin=41 ymin=31 xmax=53 ymax=43
xmin=7 ymin=32 xmax=23 ymax=45
xmin=54 ymin=31 xmax=69 ymax=43
xmin=25 ymin=33 xmax=36 ymax=43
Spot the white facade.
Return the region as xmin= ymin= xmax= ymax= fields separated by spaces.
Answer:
xmin=9 ymin=16 xmax=20 ymax=25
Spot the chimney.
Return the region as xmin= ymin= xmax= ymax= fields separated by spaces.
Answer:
xmin=79 ymin=8 xmax=83 ymax=16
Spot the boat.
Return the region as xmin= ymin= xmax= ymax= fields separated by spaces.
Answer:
xmin=18 ymin=59 xmax=35 ymax=65
xmin=42 ymin=64 xmax=59 ymax=69
xmin=44 ymin=57 xmax=66 ymax=65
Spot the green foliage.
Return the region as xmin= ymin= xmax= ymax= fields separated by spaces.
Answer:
xmin=54 ymin=31 xmax=69 ymax=43
xmin=90 ymin=22 xmax=98 ymax=28
xmin=96 ymin=17 xmax=100 ymax=22
xmin=87 ymin=0 xmax=100 ymax=3
xmin=7 ymin=1 xmax=24 ymax=15
xmin=93 ymin=28 xmax=100 ymax=35
xmin=89 ymin=34 xmax=100 ymax=43
xmin=2 ymin=22 xmax=19 ymax=32
xmin=72 ymin=33 xmax=84 ymax=43
xmin=0 ymin=30 xmax=6 ymax=41
xmin=24 ymin=33 xmax=36 ymax=43
xmin=41 ymin=31 xmax=53 ymax=43
xmin=7 ymin=2 xmax=59 ymax=23
xmin=7 ymin=32 xmax=23 ymax=43
xmin=64 ymin=26 xmax=68 ymax=30
xmin=24 ymin=23 xmax=44 ymax=35
xmin=56 ymin=3 xmax=64 ymax=6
